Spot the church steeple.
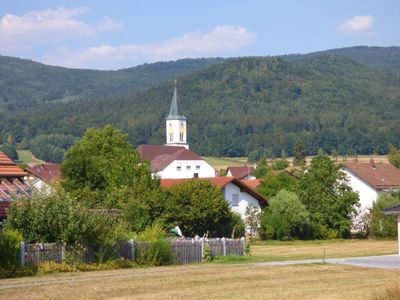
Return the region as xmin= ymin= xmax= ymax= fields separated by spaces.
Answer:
xmin=166 ymin=80 xmax=188 ymax=149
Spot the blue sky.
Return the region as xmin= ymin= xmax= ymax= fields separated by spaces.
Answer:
xmin=0 ymin=0 xmax=399 ymax=69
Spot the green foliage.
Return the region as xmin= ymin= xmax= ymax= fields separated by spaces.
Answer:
xmin=388 ymin=144 xmax=400 ymax=168
xmin=245 ymin=205 xmax=260 ymax=237
xmin=229 ymin=213 xmax=245 ymax=238
xmin=0 ymin=229 xmax=22 ymax=269
xmin=293 ymin=138 xmax=306 ymax=166
xmin=271 ymin=159 xmax=289 ymax=170
xmin=134 ymin=223 xmax=167 ymax=242
xmin=370 ymin=192 xmax=400 ymax=239
xmin=248 ymin=149 xmax=265 ymax=163
xmin=164 ymin=180 xmax=235 ymax=237
xmin=0 ymin=143 xmax=18 ymax=160
xmin=136 ymin=240 xmax=173 ymax=266
xmin=259 ymin=190 xmax=310 ymax=240
xmin=213 ymin=254 xmax=249 ymax=263
xmin=257 ymin=172 xmax=298 ymax=199
xmin=29 ymin=134 xmax=77 ymax=163
xmin=3 ymin=51 xmax=400 ymax=158
xmin=202 ymin=243 xmax=212 ymax=262
xmin=297 ymin=154 xmax=359 ymax=239
xmin=252 ymin=161 xmax=271 ymax=178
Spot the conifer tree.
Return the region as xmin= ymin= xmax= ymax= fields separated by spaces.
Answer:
xmin=293 ymin=138 xmax=306 ymax=166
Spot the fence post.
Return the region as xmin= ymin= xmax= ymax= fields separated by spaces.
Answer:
xmin=129 ymin=239 xmax=135 ymax=260
xmin=61 ymin=243 xmax=65 ymax=262
xmin=241 ymin=237 xmax=245 ymax=256
xmin=200 ymin=238 xmax=204 ymax=262
xmin=19 ymin=242 xmax=25 ymax=266
xmin=222 ymin=238 xmax=226 ymax=256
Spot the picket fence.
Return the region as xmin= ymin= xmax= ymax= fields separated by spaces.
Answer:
xmin=19 ymin=238 xmax=245 ymax=266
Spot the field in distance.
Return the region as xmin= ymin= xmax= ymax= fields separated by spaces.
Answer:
xmin=17 ymin=150 xmax=44 ymax=164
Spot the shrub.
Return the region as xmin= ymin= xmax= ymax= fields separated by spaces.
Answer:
xmin=134 ymin=223 xmax=167 ymax=242
xmin=229 ymin=213 xmax=245 ymax=238
xmin=271 ymin=159 xmax=289 ymax=170
xmin=0 ymin=229 xmax=23 ymax=270
xmin=137 ymin=240 xmax=173 ymax=266
xmin=260 ymin=190 xmax=310 ymax=240
xmin=370 ymin=192 xmax=400 ymax=239
xmin=203 ymin=243 xmax=212 ymax=262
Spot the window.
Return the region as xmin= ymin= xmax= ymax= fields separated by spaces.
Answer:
xmin=177 ymin=166 xmax=182 ymax=171
xmin=193 ymin=173 xmax=199 ymax=178
xmin=169 ymin=133 xmax=173 ymax=142
xmin=232 ymin=194 xmax=239 ymax=206
xmin=186 ymin=165 xmax=191 ymax=171
xmin=196 ymin=165 xmax=200 ymax=170
xmin=179 ymin=132 xmax=184 ymax=141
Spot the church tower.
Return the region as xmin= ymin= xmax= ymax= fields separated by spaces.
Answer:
xmin=166 ymin=80 xmax=188 ymax=149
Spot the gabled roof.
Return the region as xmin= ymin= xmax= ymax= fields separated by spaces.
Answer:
xmin=241 ymin=179 xmax=262 ymax=189
xmin=227 ymin=166 xmax=255 ymax=179
xmin=0 ymin=151 xmax=27 ymax=177
xmin=137 ymin=144 xmax=205 ymax=172
xmin=160 ymin=177 xmax=267 ymax=204
xmin=344 ymin=160 xmax=400 ymax=190
xmin=27 ymin=164 xmax=62 ymax=183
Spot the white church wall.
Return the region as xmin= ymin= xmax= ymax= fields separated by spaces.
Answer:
xmin=157 ymin=160 xmax=215 ymax=179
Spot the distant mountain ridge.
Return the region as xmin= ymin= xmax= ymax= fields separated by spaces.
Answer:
xmin=2 ymin=49 xmax=400 ymax=159
xmin=0 ymin=56 xmax=225 ymax=111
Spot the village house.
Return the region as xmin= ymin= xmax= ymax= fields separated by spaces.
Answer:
xmin=226 ymin=166 xmax=255 ymax=180
xmin=343 ymin=159 xmax=400 ymax=211
xmin=26 ymin=163 xmax=62 ymax=191
xmin=138 ymin=81 xmax=215 ymax=179
xmin=0 ymin=151 xmax=31 ymax=222
xmin=160 ymin=177 xmax=267 ymax=221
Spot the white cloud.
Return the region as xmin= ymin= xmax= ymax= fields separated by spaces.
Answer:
xmin=338 ymin=15 xmax=374 ymax=33
xmin=95 ymin=17 xmax=124 ymax=32
xmin=42 ymin=25 xmax=257 ymax=69
xmin=0 ymin=7 xmax=122 ymax=51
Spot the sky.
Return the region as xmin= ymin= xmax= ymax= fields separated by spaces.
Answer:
xmin=0 ymin=0 xmax=399 ymax=70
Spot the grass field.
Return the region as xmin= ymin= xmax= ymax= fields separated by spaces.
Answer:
xmin=17 ymin=150 xmax=43 ymax=164
xmin=202 ymin=156 xmax=249 ymax=170
xmin=249 ymin=239 xmax=397 ymax=262
xmin=0 ymin=263 xmax=399 ymax=299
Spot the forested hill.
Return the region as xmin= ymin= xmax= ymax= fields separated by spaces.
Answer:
xmin=282 ymin=46 xmax=400 ymax=73
xmin=0 ymin=56 xmax=225 ymax=110
xmin=2 ymin=53 xmax=400 ymax=159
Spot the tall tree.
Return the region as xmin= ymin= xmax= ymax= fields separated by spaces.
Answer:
xmin=293 ymin=137 xmax=306 ymax=166
xmin=297 ymin=153 xmax=359 ymax=238
xmin=388 ymin=144 xmax=400 ymax=168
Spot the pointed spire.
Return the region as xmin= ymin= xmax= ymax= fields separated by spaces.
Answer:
xmin=167 ymin=80 xmax=186 ymax=120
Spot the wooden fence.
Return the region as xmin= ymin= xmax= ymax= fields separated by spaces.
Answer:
xmin=20 ymin=238 xmax=245 ymax=266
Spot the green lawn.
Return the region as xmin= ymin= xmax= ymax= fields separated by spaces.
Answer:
xmin=17 ymin=150 xmax=44 ymax=164
xmin=202 ymin=156 xmax=249 ymax=170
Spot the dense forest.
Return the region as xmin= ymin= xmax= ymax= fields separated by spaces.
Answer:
xmin=1 ymin=46 xmax=400 ymax=160
xmin=0 ymin=56 xmax=225 ymax=111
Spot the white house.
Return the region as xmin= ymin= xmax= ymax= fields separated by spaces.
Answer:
xmin=343 ymin=159 xmax=400 ymax=211
xmin=138 ymin=144 xmax=215 ymax=179
xmin=160 ymin=177 xmax=267 ymax=221
xmin=137 ymin=81 xmax=215 ymax=179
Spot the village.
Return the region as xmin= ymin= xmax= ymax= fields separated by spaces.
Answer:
xmin=1 ymin=2 xmax=400 ymax=299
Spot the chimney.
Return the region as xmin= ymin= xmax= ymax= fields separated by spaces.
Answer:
xmin=369 ymin=159 xmax=376 ymax=169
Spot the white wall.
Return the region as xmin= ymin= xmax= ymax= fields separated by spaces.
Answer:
xmin=157 ymin=160 xmax=215 ymax=179
xmin=343 ymin=169 xmax=378 ymax=211
xmin=223 ymin=182 xmax=261 ymax=220
xmin=166 ymin=119 xmax=187 ymax=148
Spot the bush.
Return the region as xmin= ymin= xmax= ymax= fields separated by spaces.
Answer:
xmin=137 ymin=240 xmax=173 ymax=266
xmin=260 ymin=190 xmax=310 ymax=240
xmin=0 ymin=229 xmax=23 ymax=270
xmin=229 ymin=213 xmax=245 ymax=238
xmin=271 ymin=159 xmax=289 ymax=170
xmin=370 ymin=192 xmax=400 ymax=239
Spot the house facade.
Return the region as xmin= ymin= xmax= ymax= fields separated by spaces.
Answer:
xmin=26 ymin=163 xmax=62 ymax=191
xmin=160 ymin=177 xmax=267 ymax=221
xmin=343 ymin=159 xmax=400 ymax=211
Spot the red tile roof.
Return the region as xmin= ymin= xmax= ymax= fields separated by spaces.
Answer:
xmin=227 ymin=166 xmax=255 ymax=179
xmin=0 ymin=151 xmax=27 ymax=177
xmin=344 ymin=160 xmax=400 ymax=190
xmin=160 ymin=177 xmax=267 ymax=204
xmin=27 ymin=164 xmax=62 ymax=183
xmin=240 ymin=179 xmax=262 ymax=189
xmin=137 ymin=144 xmax=205 ymax=172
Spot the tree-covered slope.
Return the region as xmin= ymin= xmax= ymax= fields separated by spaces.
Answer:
xmin=2 ymin=54 xmax=400 ymax=158
xmin=282 ymin=46 xmax=400 ymax=73
xmin=0 ymin=56 xmax=225 ymax=111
